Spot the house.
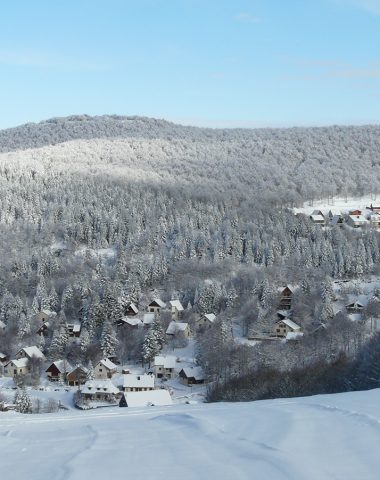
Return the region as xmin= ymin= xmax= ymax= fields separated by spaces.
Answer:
xmin=278 ymin=286 xmax=296 ymax=310
xmin=4 ymin=358 xmax=29 ymax=377
xmin=143 ymin=313 xmax=155 ymax=328
xmin=169 ymin=300 xmax=184 ymax=320
xmin=154 ymin=355 xmax=177 ymax=379
xmin=34 ymin=310 xmax=56 ymax=324
xmin=273 ymin=319 xmax=301 ymax=338
xmin=370 ymin=204 xmax=380 ymax=214
xmin=147 ymin=298 xmax=166 ymax=314
xmin=179 ymin=367 xmax=205 ymax=385
xmin=310 ymin=210 xmax=325 ymax=225
xmin=66 ymin=322 xmax=81 ymax=338
xmin=349 ymin=209 xmax=362 ymax=216
xmin=15 ymin=346 xmax=45 ymax=361
xmin=117 ymin=317 xmax=142 ymax=329
xmin=81 ymin=380 xmax=120 ymax=402
xmin=0 ymin=352 xmax=7 ymax=364
xmin=347 ymin=215 xmax=368 ymax=228
xmin=331 ymin=214 xmax=344 ymax=227
xmin=166 ymin=321 xmax=191 ymax=338
xmin=119 ymin=389 xmax=172 ymax=408
xmin=94 ymin=358 xmax=118 ymax=379
xmin=67 ymin=365 xmax=88 ymax=386
xmin=122 ymin=373 xmax=155 ymax=392
xmin=36 ymin=321 xmax=50 ymax=337
xmin=370 ymin=215 xmax=380 ymax=229
xmin=346 ymin=301 xmax=366 ymax=313
xmin=46 ymin=360 xmax=72 ymax=382
xmin=0 ymin=320 xmax=6 ymax=332
xmin=196 ymin=313 xmax=216 ymax=330
xmin=124 ymin=302 xmax=139 ymax=317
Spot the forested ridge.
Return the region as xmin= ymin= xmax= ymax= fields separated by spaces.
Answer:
xmin=0 ymin=115 xmax=379 ymax=400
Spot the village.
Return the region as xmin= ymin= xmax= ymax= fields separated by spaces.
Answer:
xmin=0 ymin=298 xmax=211 ymax=412
xmin=296 ymin=202 xmax=380 ymax=229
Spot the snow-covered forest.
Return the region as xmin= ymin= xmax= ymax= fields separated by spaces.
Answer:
xmin=0 ymin=115 xmax=380 ymax=399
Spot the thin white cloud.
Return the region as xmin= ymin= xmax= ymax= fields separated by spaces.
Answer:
xmin=234 ymin=12 xmax=261 ymax=24
xmin=0 ymin=49 xmax=113 ymax=72
xmin=334 ymin=0 xmax=380 ymax=15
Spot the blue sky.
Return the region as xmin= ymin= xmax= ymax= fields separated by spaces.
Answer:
xmin=0 ymin=0 xmax=379 ymax=129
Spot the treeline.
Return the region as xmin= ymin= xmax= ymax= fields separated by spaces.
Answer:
xmin=206 ymin=332 xmax=380 ymax=402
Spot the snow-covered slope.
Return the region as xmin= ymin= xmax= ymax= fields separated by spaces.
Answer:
xmin=1 ymin=389 xmax=380 ymax=480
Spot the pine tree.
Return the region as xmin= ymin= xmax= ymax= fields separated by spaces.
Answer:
xmin=100 ymin=320 xmax=118 ymax=358
xmin=14 ymin=388 xmax=32 ymax=414
xmin=86 ymin=360 xmax=95 ymax=380
xmin=142 ymin=329 xmax=160 ymax=367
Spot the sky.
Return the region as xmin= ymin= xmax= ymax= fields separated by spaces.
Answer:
xmin=0 ymin=0 xmax=379 ymax=129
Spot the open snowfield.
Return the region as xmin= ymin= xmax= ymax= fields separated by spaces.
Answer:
xmin=1 ymin=389 xmax=380 ymax=480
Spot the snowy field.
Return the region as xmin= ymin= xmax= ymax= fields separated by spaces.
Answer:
xmin=293 ymin=194 xmax=379 ymax=216
xmin=1 ymin=389 xmax=380 ymax=480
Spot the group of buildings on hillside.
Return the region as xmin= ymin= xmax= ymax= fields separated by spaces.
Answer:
xmin=305 ymin=204 xmax=380 ymax=229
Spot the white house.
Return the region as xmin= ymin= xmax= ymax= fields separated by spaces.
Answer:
xmin=81 ymin=380 xmax=120 ymax=402
xmin=370 ymin=215 xmax=380 ymax=229
xmin=273 ymin=319 xmax=301 ymax=338
xmin=154 ymin=355 xmax=177 ymax=379
xmin=122 ymin=373 xmax=155 ymax=392
xmin=147 ymin=299 xmax=166 ymax=314
xmin=15 ymin=346 xmax=45 ymax=361
xmin=347 ymin=215 xmax=368 ymax=228
xmin=196 ymin=313 xmax=216 ymax=330
xmin=94 ymin=358 xmax=118 ymax=379
xmin=169 ymin=300 xmax=184 ymax=320
xmin=166 ymin=321 xmax=191 ymax=338
xmin=119 ymin=389 xmax=172 ymax=408
xmin=4 ymin=358 xmax=29 ymax=377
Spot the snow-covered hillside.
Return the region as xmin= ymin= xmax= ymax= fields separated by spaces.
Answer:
xmin=1 ymin=389 xmax=380 ymax=480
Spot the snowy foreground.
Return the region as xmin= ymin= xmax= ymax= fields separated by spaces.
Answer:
xmin=1 ymin=389 xmax=380 ymax=480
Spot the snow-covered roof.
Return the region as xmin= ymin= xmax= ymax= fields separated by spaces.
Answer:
xmin=41 ymin=309 xmax=57 ymax=317
xmin=47 ymin=360 xmax=72 ymax=373
xmin=8 ymin=358 xmax=29 ymax=368
xmin=202 ymin=313 xmax=216 ymax=323
xmin=149 ymin=298 xmax=166 ymax=308
xmin=68 ymin=365 xmax=88 ymax=376
xmin=67 ymin=323 xmax=81 ymax=333
xmin=286 ymin=332 xmax=304 ymax=340
xmin=166 ymin=321 xmax=189 ymax=335
xmin=0 ymin=352 xmax=6 ymax=359
xmin=98 ymin=358 xmax=117 ymax=370
xmin=126 ymin=302 xmax=139 ymax=314
xmin=310 ymin=214 xmax=325 ymax=222
xmin=123 ymin=373 xmax=155 ymax=389
xmin=170 ymin=300 xmax=184 ymax=311
xmin=143 ymin=313 xmax=155 ymax=325
xmin=278 ymin=319 xmax=301 ymax=331
xmin=180 ymin=366 xmax=204 ymax=381
xmin=81 ymin=380 xmax=120 ymax=395
xmin=122 ymin=389 xmax=172 ymax=408
xmin=154 ymin=355 xmax=177 ymax=369
xmin=0 ymin=320 xmax=6 ymax=329
xmin=348 ymin=215 xmax=367 ymax=223
xmin=18 ymin=346 xmax=45 ymax=360
xmin=124 ymin=317 xmax=142 ymax=327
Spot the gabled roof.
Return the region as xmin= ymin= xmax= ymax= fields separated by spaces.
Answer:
xmin=202 ymin=313 xmax=216 ymax=323
xmin=46 ymin=360 xmax=72 ymax=373
xmin=81 ymin=379 xmax=120 ymax=395
xmin=149 ymin=298 xmax=166 ymax=308
xmin=121 ymin=390 xmax=172 ymax=408
xmin=277 ymin=318 xmax=301 ymax=331
xmin=310 ymin=214 xmax=325 ymax=222
xmin=154 ymin=355 xmax=177 ymax=369
xmin=97 ymin=358 xmax=117 ymax=370
xmin=169 ymin=300 xmax=184 ymax=311
xmin=127 ymin=302 xmax=139 ymax=313
xmin=348 ymin=215 xmax=367 ymax=223
xmin=123 ymin=373 xmax=155 ymax=389
xmin=68 ymin=365 xmax=88 ymax=376
xmin=123 ymin=317 xmax=142 ymax=327
xmin=179 ymin=366 xmax=204 ymax=381
xmin=166 ymin=321 xmax=189 ymax=335
xmin=17 ymin=346 xmax=45 ymax=360
xmin=7 ymin=358 xmax=29 ymax=368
